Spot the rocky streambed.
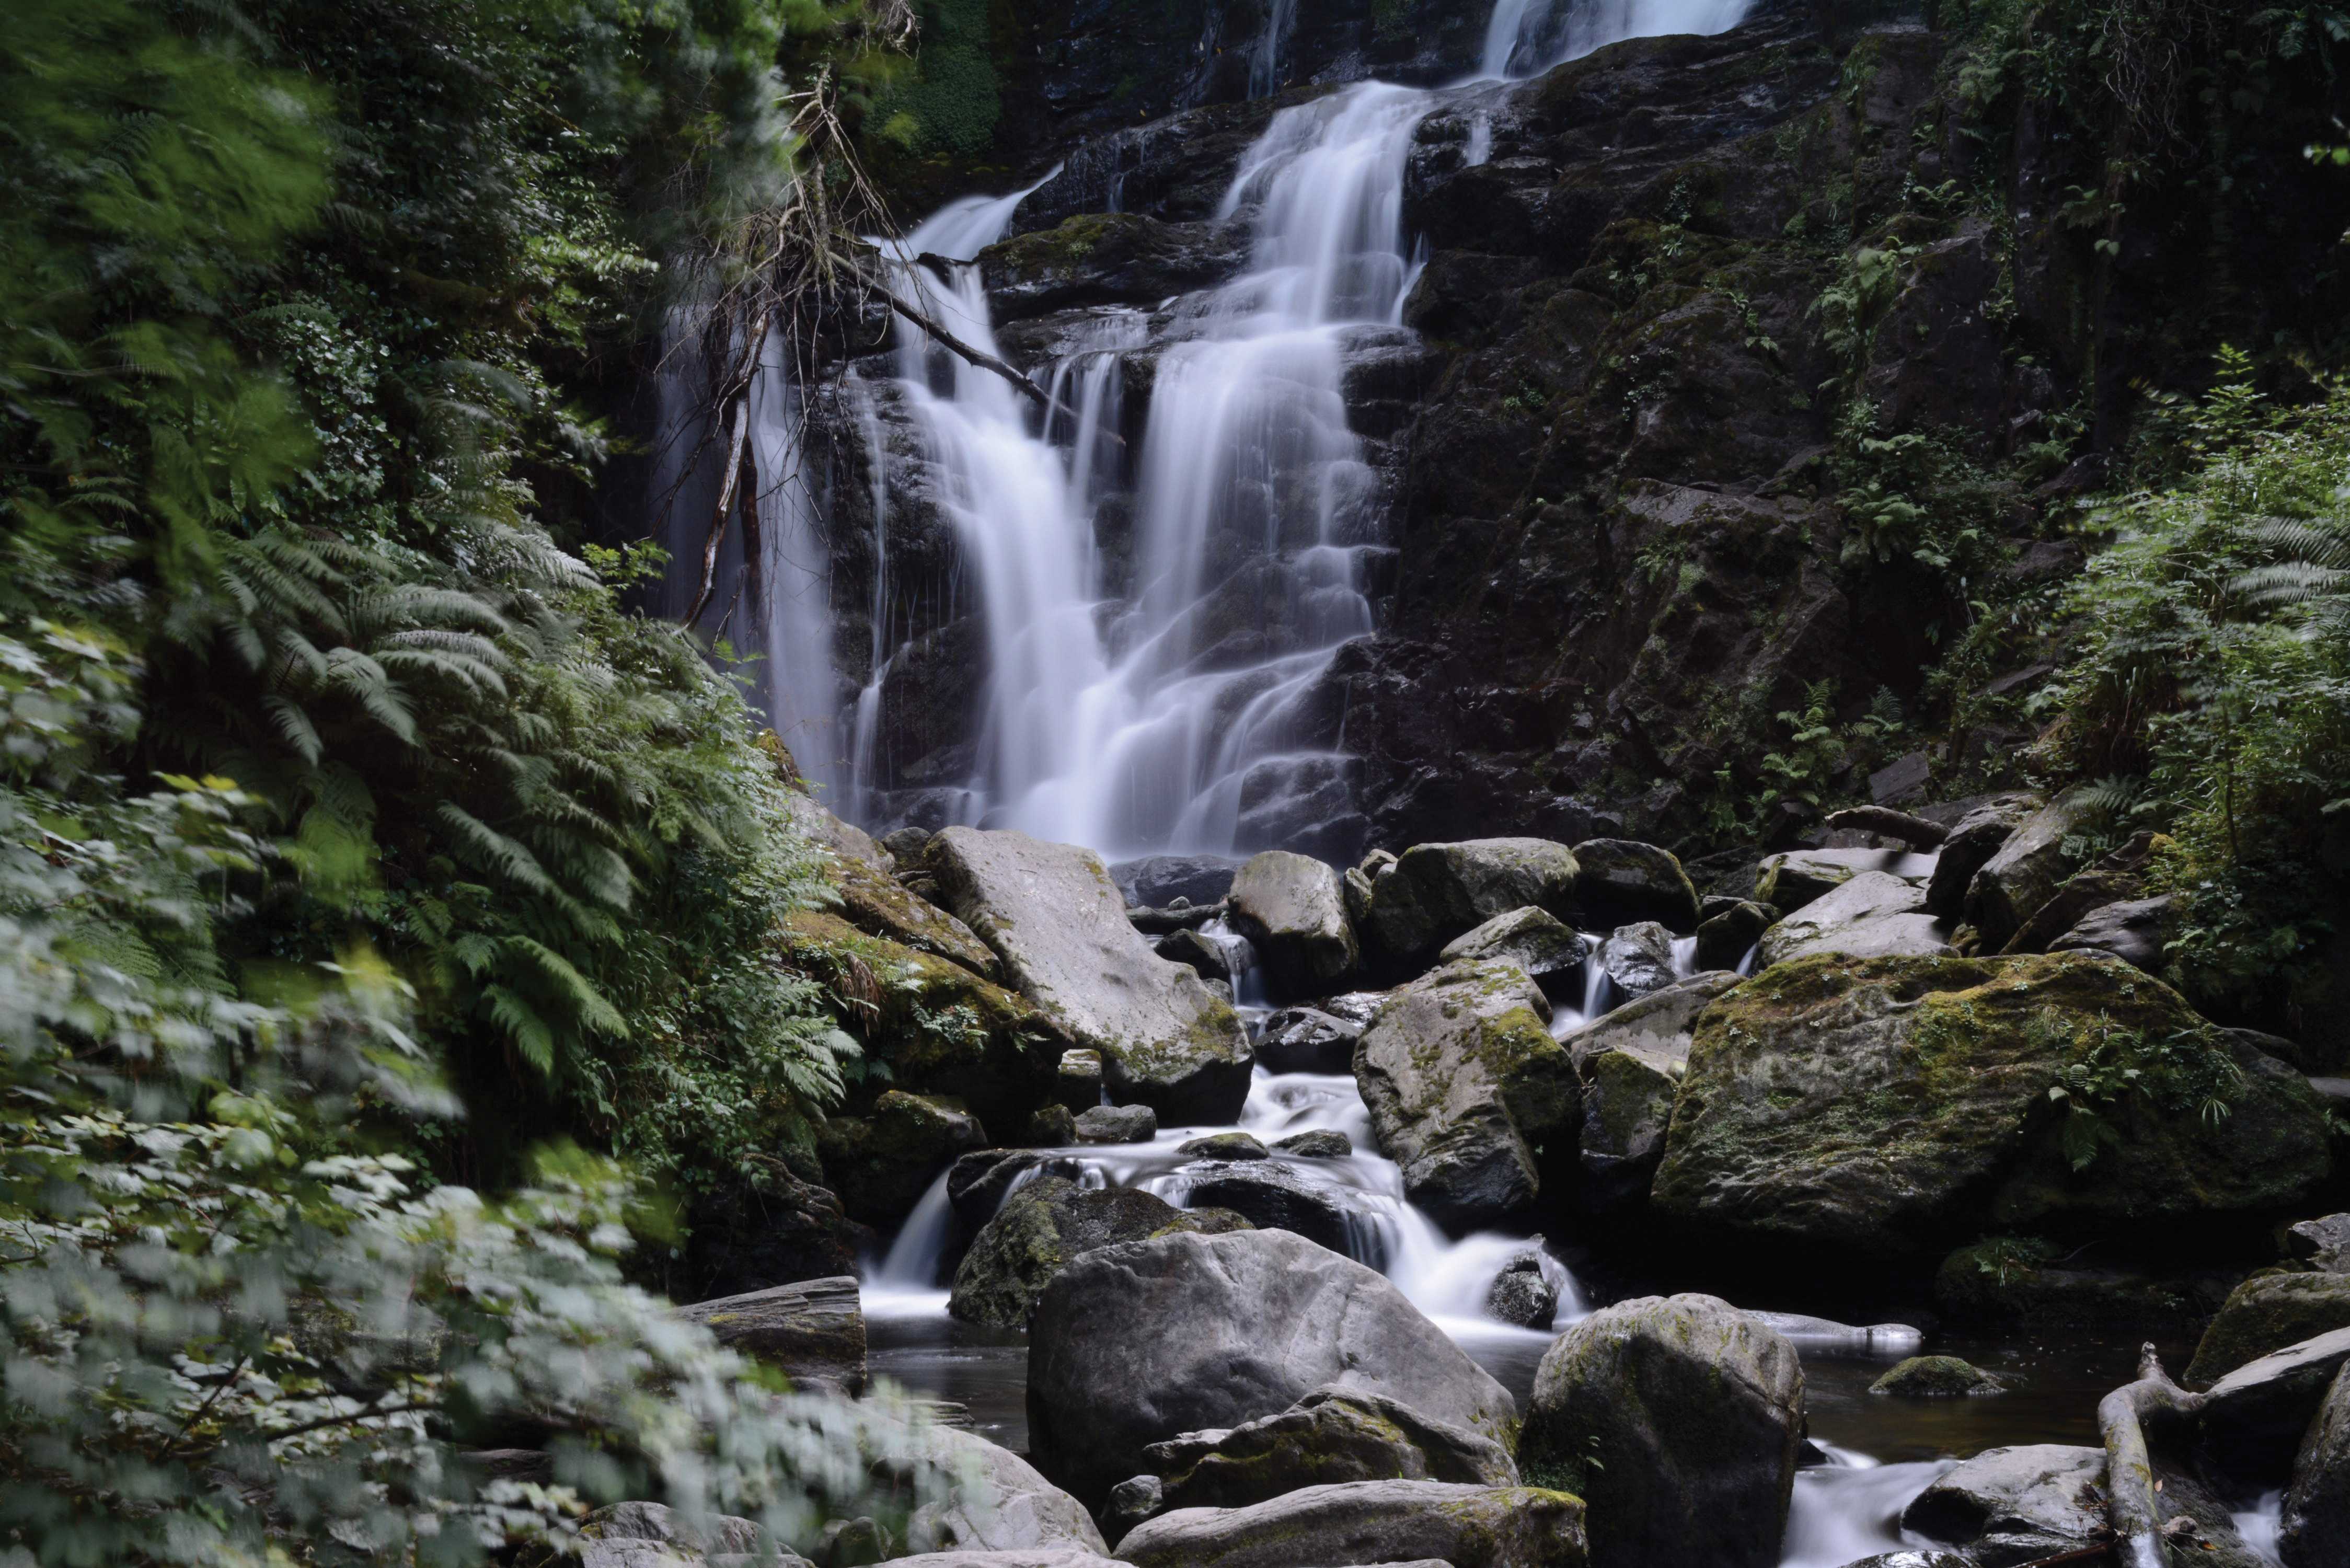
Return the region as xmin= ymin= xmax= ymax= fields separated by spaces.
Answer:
xmin=582 ymin=777 xmax=2350 ymax=1568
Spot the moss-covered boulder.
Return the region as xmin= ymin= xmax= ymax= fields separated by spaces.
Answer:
xmin=947 ymin=1174 xmax=1250 ymax=1331
xmin=1354 ymin=959 xmax=1578 ymax=1231
xmin=1518 ymin=1294 xmax=1803 ymax=1568
xmin=2187 ymin=1273 xmax=2350 ymax=1385
xmin=1359 ymin=838 xmax=1581 ymax=974
xmin=817 ymin=1090 xmax=987 ymax=1227
xmin=1868 ymin=1355 xmax=2005 ymax=1397
xmin=780 ymin=910 xmax=1061 ymax=1132
xmin=1652 ymin=953 xmax=2332 ymax=1257
xmin=1560 ymin=972 xmax=1742 ymax=1216
xmin=1440 ymin=906 xmax=1589 ymax=997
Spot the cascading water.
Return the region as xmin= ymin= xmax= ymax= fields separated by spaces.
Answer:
xmin=1478 ymin=0 xmax=1756 ymax=79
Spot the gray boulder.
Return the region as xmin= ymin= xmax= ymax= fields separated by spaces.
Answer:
xmin=1922 ymin=793 xmax=2041 ymax=919
xmin=1155 ymin=927 xmax=1233 ymax=984
xmin=2283 ymin=1365 xmax=2350 ymax=1568
xmin=930 ymin=829 xmax=1251 ymax=1123
xmin=1354 ymin=959 xmax=1577 ymax=1231
xmin=949 ymin=1175 xmax=1249 ymax=1330
xmin=893 ymin=1416 xmax=1115 ymax=1561
xmin=2290 ymin=1214 xmax=2350 ymax=1274
xmin=1111 ymin=855 xmax=1242 ymax=910
xmin=1694 ymin=899 xmax=1772 ymax=972
xmin=1228 ymin=851 xmax=1358 ymax=998
xmin=1965 ymin=792 xmax=2089 ymax=951
xmin=1114 ymin=1480 xmax=1586 ymax=1568
xmin=1361 ymin=838 xmax=1581 ymax=973
xmin=819 ymin=1091 xmax=988 ymax=1226
xmin=1057 ymin=1049 xmax=1103 ymax=1113
xmin=1253 ymin=1007 xmax=1360 ymax=1075
xmin=1143 ymin=1385 xmax=1519 ymax=1512
xmin=674 ymin=1276 xmax=865 ymax=1394
xmin=1172 ymin=1160 xmax=1360 ymax=1259
xmin=2048 ymin=894 xmax=2174 ymax=973
xmin=2186 ymin=1273 xmax=2350 ymax=1384
xmin=1597 ymin=921 xmax=1679 ymax=999
xmin=1754 ymin=870 xmax=1951 ymax=966
xmin=1178 ymin=1132 xmax=1268 ymax=1161
xmin=1571 ymin=839 xmax=1703 ymax=931
xmin=1273 ymin=1128 xmax=1352 ymax=1158
xmin=1756 ymin=847 xmax=1936 ymax=914
xmin=1100 ymin=1475 xmax=1164 ymax=1548
xmin=2202 ymin=1327 xmax=2350 ymax=1481
xmin=949 ymin=1149 xmax=1085 ymax=1229
xmin=1560 ymin=972 xmax=1741 ymax=1215
xmin=1518 ymin=1294 xmax=1803 ymax=1568
xmin=871 ymin=1554 xmax=1127 ymax=1568
xmin=1026 ymin=1228 xmax=1518 ymax=1506
xmin=1074 ymin=1104 xmax=1157 ymax=1144
xmin=1439 ymin=907 xmax=1589 ymax=996
xmin=1484 ymin=1253 xmax=1558 ymax=1328
xmin=1899 ymin=1445 xmax=2107 ymax=1563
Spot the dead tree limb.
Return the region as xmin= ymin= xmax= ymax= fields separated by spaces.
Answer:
xmin=883 ymin=292 xmax=1125 ymax=448
xmin=2097 ymin=1343 xmax=2209 ymax=1568
xmin=687 ymin=389 xmax=751 ymax=628
xmin=1822 ymin=805 xmax=1949 ymax=847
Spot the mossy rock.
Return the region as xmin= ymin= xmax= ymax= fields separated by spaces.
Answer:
xmin=2185 ymin=1272 xmax=2350 ymax=1386
xmin=948 ymin=1174 xmax=1250 ymax=1330
xmin=1653 ymin=952 xmax=2332 ymax=1257
xmin=1932 ymin=1241 xmax=2226 ymax=1329
xmin=1869 ymin=1355 xmax=2005 ymax=1397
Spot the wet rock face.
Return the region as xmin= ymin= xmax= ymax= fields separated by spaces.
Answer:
xmin=950 ymin=1173 xmax=1250 ymax=1331
xmin=2283 ymin=1364 xmax=2350 ymax=1568
xmin=2187 ymin=1274 xmax=2350 ymax=1386
xmin=1900 ymin=1445 xmax=2109 ymax=1564
xmin=1025 ymin=1227 xmax=1518 ymax=1507
xmin=1143 ymin=1385 xmax=1520 ymax=1513
xmin=819 ymin=1091 xmax=988 ymax=1227
xmin=1227 ymin=849 xmax=1360 ymax=998
xmin=1358 ymin=838 xmax=1583 ymax=974
xmin=674 ymin=1277 xmax=867 ymax=1395
xmin=1113 ymin=1479 xmax=1587 ymax=1568
xmin=1518 ymin=1293 xmax=1804 ymax=1568
xmin=1652 ymin=953 xmax=2333 ymax=1258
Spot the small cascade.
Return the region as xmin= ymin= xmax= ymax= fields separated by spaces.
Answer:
xmin=1477 ymin=0 xmax=1756 ymax=79
xmin=1248 ymin=0 xmax=1299 ymax=98
xmin=1779 ymin=1450 xmax=1952 ymax=1568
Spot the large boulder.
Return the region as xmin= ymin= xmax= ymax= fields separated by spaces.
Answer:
xmin=1754 ymin=847 xmax=1936 ymax=914
xmin=1570 ymin=839 xmax=1702 ymax=931
xmin=950 ymin=1175 xmax=1249 ymax=1330
xmin=1227 ymin=851 xmax=1358 ymax=999
xmin=864 ymin=1413 xmax=1112 ymax=1561
xmin=1171 ymin=1160 xmax=1361 ymax=1260
xmin=2187 ymin=1273 xmax=2350 ymax=1385
xmin=1111 ymin=855 xmax=1243 ymax=910
xmin=2049 ymin=894 xmax=2174 ymax=974
xmin=1652 ymin=953 xmax=2332 ymax=1257
xmin=1114 ymin=1480 xmax=1587 ymax=1568
xmin=2282 ymin=1365 xmax=2350 ymax=1568
xmin=674 ymin=1276 xmax=865 ymax=1393
xmin=1753 ymin=871 xmax=1952 ymax=966
xmin=1559 ymin=972 xmax=1741 ymax=1215
xmin=2290 ymin=1214 xmax=2350 ymax=1273
xmin=780 ymin=911 xmax=1062 ymax=1131
xmin=1965 ymin=792 xmax=2089 ymax=951
xmin=2201 ymin=1327 xmax=2350 ymax=1480
xmin=1253 ymin=1006 xmax=1361 ymax=1075
xmin=1899 ymin=1445 xmax=2107 ymax=1564
xmin=1517 ymin=1294 xmax=1803 ymax=1568
xmin=1354 ymin=959 xmax=1578 ymax=1231
xmin=928 ymin=829 xmax=1251 ymax=1123
xmin=1695 ymin=898 xmax=1773 ymax=972
xmin=1360 ymin=838 xmax=1581 ymax=973
xmin=1025 ymin=1228 xmax=1518 ymax=1506
xmin=1143 ymin=1385 xmax=1519 ymax=1512
xmin=948 ymin=1149 xmax=1087 ymax=1228
xmin=817 ymin=1091 xmax=987 ymax=1227
xmin=1921 ymin=793 xmax=2042 ymax=919
xmin=1440 ymin=907 xmax=1589 ymax=997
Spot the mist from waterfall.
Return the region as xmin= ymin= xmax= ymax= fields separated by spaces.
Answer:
xmin=1479 ymin=0 xmax=1755 ymax=79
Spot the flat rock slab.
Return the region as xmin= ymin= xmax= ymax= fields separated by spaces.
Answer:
xmin=675 ymin=1276 xmax=866 ymax=1394
xmin=930 ymin=829 xmax=1251 ymax=1123
xmin=1026 ymin=1228 xmax=1517 ymax=1507
xmin=1114 ymin=1480 xmax=1587 ymax=1568
xmin=1756 ymin=870 xmax=1951 ymax=966
xmin=1144 ymin=1385 xmax=1518 ymax=1513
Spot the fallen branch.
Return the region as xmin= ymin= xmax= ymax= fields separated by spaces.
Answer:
xmin=883 ymin=293 xmax=1124 ymax=448
xmin=2006 ymin=1544 xmax=2114 ymax=1568
xmin=2096 ymin=1343 xmax=2209 ymax=1568
xmin=1822 ymin=805 xmax=1948 ymax=847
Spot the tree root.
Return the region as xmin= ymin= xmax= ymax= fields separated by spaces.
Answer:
xmin=2097 ymin=1342 xmax=2210 ymax=1568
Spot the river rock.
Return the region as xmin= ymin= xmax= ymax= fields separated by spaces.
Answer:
xmin=2188 ymin=1273 xmax=2350 ymax=1384
xmin=674 ymin=1276 xmax=866 ymax=1393
xmin=860 ymin=1412 xmax=1113 ymax=1561
xmin=1518 ymin=1294 xmax=1803 ymax=1568
xmin=818 ymin=1091 xmax=988 ymax=1227
xmin=1570 ymin=839 xmax=1703 ymax=931
xmin=1754 ymin=847 xmax=1934 ymax=914
xmin=1253 ymin=1006 xmax=1360 ymax=1074
xmin=950 ymin=1175 xmax=1249 ymax=1331
xmin=575 ymin=1502 xmax=768 ymax=1566
xmin=1921 ymin=794 xmax=2042 ymax=919
xmin=2290 ymin=1214 xmax=2350 ymax=1273
xmin=1899 ymin=1445 xmax=2106 ymax=1563
xmin=2282 ymin=1364 xmax=2350 ymax=1568
xmin=1057 ymin=1050 xmax=1103 ymax=1113
xmin=1695 ymin=898 xmax=1772 ymax=971
xmin=1112 ymin=856 xmax=1243 ymax=911
xmin=1597 ymin=920 xmax=1678 ymax=999
xmin=2201 ymin=1327 xmax=2350 ymax=1481
xmin=1273 ymin=1128 xmax=1352 ymax=1158
xmin=1964 ymin=792 xmax=2089 ymax=952
xmin=1754 ymin=870 xmax=1952 ymax=966
xmin=1144 ymin=1385 xmax=1520 ymax=1512
xmin=1178 ymin=1132 xmax=1267 ymax=1161
xmin=1359 ymin=838 xmax=1581 ymax=973
xmin=929 ymin=829 xmax=1251 ymax=1123
xmin=779 ymin=911 xmax=1063 ymax=1133
xmin=2048 ymin=894 xmax=2175 ymax=974
xmin=1652 ymin=953 xmax=2332 ymax=1257
xmin=1354 ymin=959 xmax=1578 ymax=1231
xmin=1227 ymin=850 xmax=1358 ymax=998
xmin=1100 ymin=1475 xmax=1164 ymax=1548
xmin=1174 ymin=1160 xmax=1361 ymax=1259
xmin=1999 ymin=853 xmax=2151 ymax=956
xmin=1155 ymin=927 xmax=1232 ymax=984
xmin=1485 ymin=1253 xmax=1558 ymax=1328
xmin=1561 ymin=972 xmax=1741 ymax=1215
xmin=1026 ymin=1228 xmax=1518 ymax=1506
xmin=1867 ymin=1356 xmax=2004 ymax=1397
xmin=1439 ymin=906 xmax=1589 ymax=996
xmin=1113 ymin=1480 xmax=1586 ymax=1568
xmin=1074 ymin=1104 xmax=1157 ymax=1144
xmin=949 ymin=1149 xmax=1086 ymax=1229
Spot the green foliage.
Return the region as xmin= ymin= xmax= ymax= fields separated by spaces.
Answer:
xmin=1970 ymin=1233 xmax=2061 ymax=1286
xmin=2040 ymin=1009 xmax=2240 ymax=1170
xmin=865 ymin=0 xmax=998 ymax=157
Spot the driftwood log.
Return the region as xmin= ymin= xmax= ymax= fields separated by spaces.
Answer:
xmin=2096 ymin=1343 xmax=2208 ymax=1568
xmin=1822 ymin=805 xmax=1949 ymax=847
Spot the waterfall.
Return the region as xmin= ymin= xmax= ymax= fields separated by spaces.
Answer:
xmin=1249 ymin=0 xmax=1298 ymax=98
xmin=1478 ymin=0 xmax=1756 ymax=79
